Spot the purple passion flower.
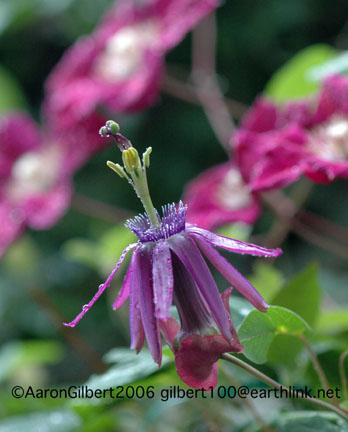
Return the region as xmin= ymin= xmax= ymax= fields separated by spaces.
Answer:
xmin=65 ymin=121 xmax=282 ymax=389
xmin=234 ymin=74 xmax=348 ymax=192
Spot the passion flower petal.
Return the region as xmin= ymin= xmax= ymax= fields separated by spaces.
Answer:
xmin=187 ymin=225 xmax=282 ymax=257
xmin=64 ymin=243 xmax=137 ymax=327
xmin=152 ymin=240 xmax=174 ymax=319
xmin=136 ymin=246 xmax=162 ymax=365
xmin=195 ymin=237 xmax=268 ymax=311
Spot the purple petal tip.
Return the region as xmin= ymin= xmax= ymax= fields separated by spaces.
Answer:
xmin=63 ymin=322 xmax=75 ymax=328
xmin=273 ymin=248 xmax=283 ymax=257
xmin=259 ymin=301 xmax=270 ymax=312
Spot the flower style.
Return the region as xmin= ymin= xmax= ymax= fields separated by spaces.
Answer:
xmin=44 ymin=0 xmax=218 ymax=132
xmin=183 ymin=162 xmax=260 ymax=230
xmin=65 ymin=121 xmax=282 ymax=389
xmin=234 ymin=74 xmax=348 ymax=191
xmin=0 ymin=113 xmax=104 ymax=257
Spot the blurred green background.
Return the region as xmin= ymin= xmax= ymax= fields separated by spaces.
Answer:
xmin=0 ymin=0 xmax=348 ymax=431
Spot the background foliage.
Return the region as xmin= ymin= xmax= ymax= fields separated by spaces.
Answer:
xmin=0 ymin=0 xmax=348 ymax=430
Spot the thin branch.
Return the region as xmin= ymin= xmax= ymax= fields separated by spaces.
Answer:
xmin=72 ymin=193 xmax=133 ymax=224
xmin=339 ymin=350 xmax=348 ymax=401
xmin=291 ymin=219 xmax=348 ymax=259
xmin=222 ymin=353 xmax=348 ymax=421
xmin=262 ymin=179 xmax=313 ymax=248
xmin=221 ymin=363 xmax=275 ymax=432
xmin=29 ymin=287 xmax=106 ymax=373
xmin=261 ymin=186 xmax=348 ymax=258
xmin=191 ymin=14 xmax=236 ymax=153
xmin=162 ymin=73 xmax=248 ymax=118
xmin=297 ymin=210 xmax=348 ymax=245
xmin=299 ymin=335 xmax=332 ymax=396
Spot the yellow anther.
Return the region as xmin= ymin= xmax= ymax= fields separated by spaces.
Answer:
xmin=106 ymin=161 xmax=127 ymax=178
xmin=143 ymin=147 xmax=152 ymax=168
xmin=122 ymin=147 xmax=141 ymax=173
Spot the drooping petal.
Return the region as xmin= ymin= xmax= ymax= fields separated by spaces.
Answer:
xmin=187 ymin=225 xmax=282 ymax=257
xmin=169 ymin=234 xmax=232 ymax=341
xmin=171 ymin=251 xmax=212 ymax=334
xmin=175 ymin=334 xmax=242 ymax=390
xmin=128 ymin=251 xmax=145 ymax=352
xmin=112 ymin=250 xmax=134 ymax=310
xmin=194 ymin=237 xmax=269 ymax=311
xmin=64 ymin=243 xmax=137 ymax=327
xmin=221 ymin=288 xmax=243 ymax=349
xmin=152 ymin=240 xmax=174 ymax=319
xmin=136 ymin=245 xmax=162 ymax=365
xmin=174 ymin=288 xmax=242 ymax=389
xmin=159 ymin=318 xmax=180 ymax=349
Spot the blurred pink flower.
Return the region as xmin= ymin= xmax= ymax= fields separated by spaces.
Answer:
xmin=45 ymin=0 xmax=218 ymax=131
xmin=184 ymin=162 xmax=260 ymax=230
xmin=0 ymin=113 xmax=102 ymax=257
xmin=234 ymin=75 xmax=348 ymax=191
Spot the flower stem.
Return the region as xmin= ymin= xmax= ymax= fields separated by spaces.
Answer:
xmin=299 ymin=334 xmax=332 ymax=397
xmin=162 ymin=72 xmax=247 ymax=118
xmin=29 ymin=286 xmax=106 ymax=373
xmin=221 ymin=353 xmax=348 ymax=421
xmin=72 ymin=193 xmax=133 ymax=223
xmin=191 ymin=14 xmax=236 ymax=153
xmin=220 ymin=363 xmax=276 ymax=432
xmin=339 ymin=350 xmax=348 ymax=401
xmin=131 ymin=168 xmax=159 ymax=227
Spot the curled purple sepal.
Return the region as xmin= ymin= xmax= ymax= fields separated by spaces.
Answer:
xmin=64 ymin=243 xmax=137 ymax=327
xmin=195 ymin=236 xmax=269 ymax=311
xmin=187 ymin=225 xmax=282 ymax=257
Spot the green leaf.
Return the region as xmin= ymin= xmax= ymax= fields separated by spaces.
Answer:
xmin=85 ymin=348 xmax=171 ymax=391
xmin=272 ymin=263 xmax=321 ymax=326
xmin=62 ymin=238 xmax=99 ymax=270
xmin=267 ymin=335 xmax=303 ymax=368
xmin=63 ymin=225 xmax=135 ymax=274
xmin=98 ymin=225 xmax=136 ymax=274
xmin=265 ymin=44 xmax=337 ymax=102
xmin=248 ymin=262 xmax=284 ymax=303
xmin=0 ymin=340 xmax=64 ymax=382
xmin=217 ymin=223 xmax=252 ymax=242
xmin=0 ymin=340 xmax=63 ymax=378
xmin=340 ymin=401 xmax=348 ymax=411
xmin=2 ymin=236 xmax=41 ymax=282
xmin=0 ymin=410 xmax=81 ymax=432
xmin=238 ymin=305 xmax=309 ymax=364
xmin=309 ymin=51 xmax=348 ymax=82
xmin=229 ymin=297 xmax=254 ymax=328
xmin=0 ymin=65 xmax=27 ymax=113
xmin=317 ymin=310 xmax=348 ymax=335
xmin=271 ymin=411 xmax=348 ymax=432
xmin=0 ymin=0 xmax=72 ymax=34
